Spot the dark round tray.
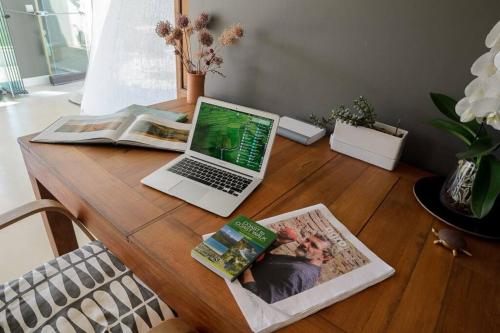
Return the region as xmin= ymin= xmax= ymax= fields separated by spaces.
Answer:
xmin=413 ymin=176 xmax=500 ymax=240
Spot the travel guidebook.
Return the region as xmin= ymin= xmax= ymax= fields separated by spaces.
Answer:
xmin=31 ymin=105 xmax=191 ymax=152
xmin=192 ymin=216 xmax=277 ymax=281
xmin=202 ymin=204 xmax=395 ymax=333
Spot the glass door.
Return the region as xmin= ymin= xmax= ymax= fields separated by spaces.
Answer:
xmin=35 ymin=0 xmax=90 ymax=84
xmin=0 ymin=2 xmax=26 ymax=95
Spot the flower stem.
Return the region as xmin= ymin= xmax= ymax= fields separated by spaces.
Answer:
xmin=182 ymin=28 xmax=192 ymax=73
xmin=476 ymin=121 xmax=485 ymax=138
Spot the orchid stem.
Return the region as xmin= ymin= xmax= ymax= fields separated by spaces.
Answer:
xmin=476 ymin=121 xmax=485 ymax=138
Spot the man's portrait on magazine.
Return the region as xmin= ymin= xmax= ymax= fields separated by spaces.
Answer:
xmin=240 ymin=210 xmax=370 ymax=304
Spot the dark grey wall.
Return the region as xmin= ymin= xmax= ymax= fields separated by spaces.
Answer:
xmin=191 ymin=0 xmax=500 ymax=175
xmin=3 ymin=0 xmax=48 ymax=78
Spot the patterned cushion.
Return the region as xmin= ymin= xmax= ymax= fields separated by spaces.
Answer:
xmin=0 ymin=241 xmax=174 ymax=333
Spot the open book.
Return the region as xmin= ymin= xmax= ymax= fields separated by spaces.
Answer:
xmin=31 ymin=105 xmax=191 ymax=152
xmin=203 ymin=204 xmax=395 ymax=333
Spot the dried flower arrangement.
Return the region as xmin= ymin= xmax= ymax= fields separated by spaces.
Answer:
xmin=311 ymin=96 xmax=402 ymax=137
xmin=155 ymin=13 xmax=244 ymax=76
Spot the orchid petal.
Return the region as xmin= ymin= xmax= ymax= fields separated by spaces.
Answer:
xmin=483 ymin=73 xmax=500 ymax=98
xmin=470 ymin=98 xmax=500 ymax=117
xmin=460 ymin=108 xmax=476 ymax=122
xmin=464 ymin=77 xmax=485 ymax=101
xmin=455 ymin=97 xmax=471 ymax=116
xmin=495 ymin=51 xmax=500 ymax=70
xmin=486 ymin=112 xmax=500 ymax=130
xmin=493 ymin=42 xmax=500 ymax=54
xmin=471 ymin=51 xmax=497 ymax=78
xmin=485 ymin=20 xmax=500 ymax=48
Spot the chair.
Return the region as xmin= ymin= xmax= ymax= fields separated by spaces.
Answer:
xmin=0 ymin=200 xmax=197 ymax=333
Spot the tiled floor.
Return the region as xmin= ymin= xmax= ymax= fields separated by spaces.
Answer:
xmin=0 ymin=82 xmax=90 ymax=283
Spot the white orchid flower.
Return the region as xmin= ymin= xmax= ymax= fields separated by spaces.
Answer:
xmin=486 ymin=20 xmax=500 ymax=48
xmin=489 ymin=114 xmax=500 ymax=130
xmin=457 ymin=20 xmax=500 ymax=131
xmin=455 ymin=97 xmax=476 ymax=122
xmin=470 ymin=97 xmax=500 ymax=119
xmin=471 ymin=51 xmax=497 ymax=78
xmin=483 ymin=73 xmax=500 ymax=98
xmin=495 ymin=51 xmax=500 ymax=70
xmin=486 ymin=112 xmax=500 ymax=130
xmin=494 ymin=41 xmax=500 ymax=53
xmin=464 ymin=77 xmax=485 ymax=101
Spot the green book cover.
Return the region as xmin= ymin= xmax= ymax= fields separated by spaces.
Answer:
xmin=191 ymin=215 xmax=276 ymax=281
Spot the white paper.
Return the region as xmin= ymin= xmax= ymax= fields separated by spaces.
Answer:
xmin=204 ymin=204 xmax=395 ymax=333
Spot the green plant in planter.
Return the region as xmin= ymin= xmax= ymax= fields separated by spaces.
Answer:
xmin=310 ymin=96 xmax=376 ymax=129
xmin=430 ymin=93 xmax=500 ymax=218
xmin=311 ymin=96 xmax=403 ymax=137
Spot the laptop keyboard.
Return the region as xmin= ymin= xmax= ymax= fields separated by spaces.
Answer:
xmin=168 ymin=158 xmax=252 ymax=196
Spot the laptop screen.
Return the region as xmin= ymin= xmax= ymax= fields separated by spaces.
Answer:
xmin=190 ymin=102 xmax=275 ymax=173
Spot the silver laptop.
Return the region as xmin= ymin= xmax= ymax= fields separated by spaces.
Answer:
xmin=141 ymin=97 xmax=280 ymax=217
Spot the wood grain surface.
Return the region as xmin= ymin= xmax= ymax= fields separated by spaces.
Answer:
xmin=18 ymin=98 xmax=499 ymax=333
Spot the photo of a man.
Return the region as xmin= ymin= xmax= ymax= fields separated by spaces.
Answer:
xmin=240 ymin=228 xmax=334 ymax=304
xmin=239 ymin=210 xmax=370 ymax=304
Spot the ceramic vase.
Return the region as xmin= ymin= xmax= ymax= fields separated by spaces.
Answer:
xmin=187 ymin=72 xmax=205 ymax=104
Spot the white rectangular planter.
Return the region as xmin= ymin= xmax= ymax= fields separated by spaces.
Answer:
xmin=330 ymin=121 xmax=408 ymax=171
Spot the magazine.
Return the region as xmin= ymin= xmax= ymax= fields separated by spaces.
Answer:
xmin=31 ymin=105 xmax=191 ymax=152
xmin=191 ymin=215 xmax=276 ymax=281
xmin=203 ymin=204 xmax=395 ymax=333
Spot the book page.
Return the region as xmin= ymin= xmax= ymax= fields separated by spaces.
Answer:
xmin=32 ymin=114 xmax=135 ymax=143
xmin=117 ymin=114 xmax=191 ymax=151
xmin=116 ymin=104 xmax=188 ymax=122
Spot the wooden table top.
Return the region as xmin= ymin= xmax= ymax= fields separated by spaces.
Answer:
xmin=18 ymin=98 xmax=500 ymax=332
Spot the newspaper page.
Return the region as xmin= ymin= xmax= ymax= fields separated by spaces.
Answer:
xmin=32 ymin=114 xmax=134 ymax=143
xmin=203 ymin=204 xmax=395 ymax=333
xmin=117 ymin=114 xmax=191 ymax=151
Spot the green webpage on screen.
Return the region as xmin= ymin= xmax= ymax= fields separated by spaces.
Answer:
xmin=190 ymin=102 xmax=274 ymax=172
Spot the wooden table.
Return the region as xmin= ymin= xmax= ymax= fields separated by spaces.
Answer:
xmin=19 ymin=98 xmax=499 ymax=332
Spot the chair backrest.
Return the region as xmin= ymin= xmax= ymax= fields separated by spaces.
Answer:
xmin=0 ymin=199 xmax=94 ymax=241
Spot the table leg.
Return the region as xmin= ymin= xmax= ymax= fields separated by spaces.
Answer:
xmin=29 ymin=175 xmax=79 ymax=256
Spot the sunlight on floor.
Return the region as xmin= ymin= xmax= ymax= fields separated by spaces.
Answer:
xmin=0 ymin=100 xmax=19 ymax=107
xmin=30 ymin=90 xmax=68 ymax=97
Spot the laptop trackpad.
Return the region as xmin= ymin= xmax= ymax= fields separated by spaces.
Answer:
xmin=169 ymin=180 xmax=209 ymax=203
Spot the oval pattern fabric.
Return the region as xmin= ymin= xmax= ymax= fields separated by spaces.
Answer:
xmin=0 ymin=241 xmax=174 ymax=332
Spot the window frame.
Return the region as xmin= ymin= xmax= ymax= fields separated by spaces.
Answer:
xmin=175 ymin=0 xmax=189 ymax=97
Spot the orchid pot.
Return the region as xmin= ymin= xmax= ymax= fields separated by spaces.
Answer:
xmin=439 ymin=159 xmax=478 ymax=217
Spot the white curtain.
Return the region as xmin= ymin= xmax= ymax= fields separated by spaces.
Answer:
xmin=81 ymin=0 xmax=176 ymax=115
xmin=86 ymin=0 xmax=111 ymax=63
